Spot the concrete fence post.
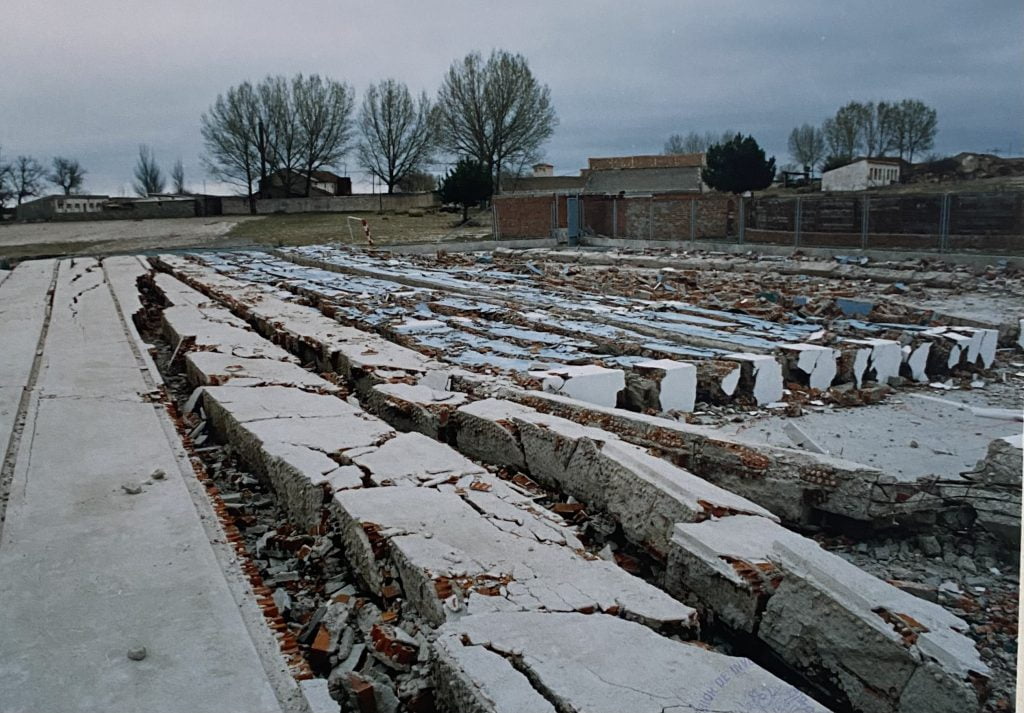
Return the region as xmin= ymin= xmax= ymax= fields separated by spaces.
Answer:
xmin=794 ymin=197 xmax=802 ymax=248
xmin=689 ymin=199 xmax=696 ymax=246
xmin=938 ymin=193 xmax=951 ymax=252
xmin=649 ymin=197 xmax=654 ymax=240
xmin=491 ymin=202 xmax=498 ymax=241
xmin=613 ymin=199 xmax=618 ymax=238
xmin=738 ymin=196 xmax=746 ymax=244
xmin=860 ymin=197 xmax=869 ymax=250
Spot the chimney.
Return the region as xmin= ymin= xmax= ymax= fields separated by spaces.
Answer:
xmin=532 ymin=163 xmax=554 ymax=177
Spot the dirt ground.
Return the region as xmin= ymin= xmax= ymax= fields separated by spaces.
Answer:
xmin=0 ymin=209 xmax=493 ymax=263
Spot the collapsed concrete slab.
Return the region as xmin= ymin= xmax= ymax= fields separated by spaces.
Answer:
xmin=666 ymin=516 xmax=989 ymax=713
xmin=453 ymin=398 xmax=778 ymax=557
xmin=941 ymin=434 xmax=1023 ymax=545
xmin=501 ymin=388 xmax=946 ymax=527
xmin=153 ymin=255 xmax=440 ymax=389
xmin=434 ymin=612 xmax=831 ymax=713
xmin=332 ymin=486 xmax=698 ymax=631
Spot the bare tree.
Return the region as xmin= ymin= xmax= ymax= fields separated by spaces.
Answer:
xmin=48 ymin=157 xmax=87 ymax=195
xmin=0 ymin=147 xmax=13 ymax=207
xmin=357 ymin=79 xmax=434 ymax=193
xmin=11 ymin=156 xmax=45 ymax=205
xmin=436 ymin=49 xmax=557 ymax=193
xmin=892 ymin=99 xmax=937 ymax=162
xmin=132 ymin=145 xmax=165 ymax=196
xmin=293 ymin=74 xmax=355 ymax=196
xmin=787 ymin=124 xmax=826 ymax=172
xmin=664 ymin=130 xmax=735 ymax=155
xmin=823 ymin=102 xmax=864 ymax=163
xmin=201 ymin=82 xmax=261 ymax=211
xmin=857 ymin=101 xmax=900 ymax=157
xmin=171 ymin=159 xmax=186 ymax=194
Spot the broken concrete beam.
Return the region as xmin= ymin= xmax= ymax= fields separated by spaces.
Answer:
xmin=779 ymin=344 xmax=838 ymax=391
xmin=527 ymin=364 xmax=624 ymax=408
xmin=632 ymin=358 xmax=696 ymax=412
xmin=365 ymin=382 xmax=469 ymax=440
xmin=666 ymin=516 xmax=989 ymax=713
xmin=948 ymin=326 xmax=998 ymax=368
xmin=944 ymin=434 xmax=1023 ymax=545
xmin=454 ymin=398 xmax=778 ymax=557
xmin=840 ymin=338 xmax=902 ymax=386
xmin=331 ymin=486 xmax=698 ymax=631
xmin=501 ymin=388 xmax=945 ymax=527
xmin=434 ymin=612 xmax=830 ymax=713
xmin=722 ymin=353 xmax=784 ymax=405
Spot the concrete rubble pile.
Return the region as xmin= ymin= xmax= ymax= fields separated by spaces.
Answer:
xmin=148 ymin=254 xmax=999 ymax=713
xmin=145 ymin=267 xmax=830 ymax=712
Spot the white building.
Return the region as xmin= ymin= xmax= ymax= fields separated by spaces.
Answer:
xmin=821 ymin=158 xmax=902 ymax=192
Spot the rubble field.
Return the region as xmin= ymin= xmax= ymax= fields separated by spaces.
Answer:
xmin=0 ymin=245 xmax=1019 ymax=713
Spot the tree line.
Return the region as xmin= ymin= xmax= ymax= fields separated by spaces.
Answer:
xmin=0 ymin=150 xmax=87 ymax=206
xmin=788 ymin=99 xmax=938 ymax=174
xmin=201 ymin=49 xmax=557 ymax=212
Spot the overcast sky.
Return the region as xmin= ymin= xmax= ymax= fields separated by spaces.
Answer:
xmin=1 ymin=0 xmax=1020 ymax=195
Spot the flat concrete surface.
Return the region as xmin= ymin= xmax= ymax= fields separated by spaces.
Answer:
xmin=0 ymin=258 xmax=285 ymax=713
xmin=719 ymin=381 xmax=1022 ymax=480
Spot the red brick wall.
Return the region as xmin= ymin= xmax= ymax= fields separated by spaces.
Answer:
xmin=493 ymin=195 xmax=553 ymax=238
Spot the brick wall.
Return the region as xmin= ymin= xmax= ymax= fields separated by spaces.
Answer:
xmin=493 ymin=190 xmax=1023 ymax=252
xmin=588 ymin=154 xmax=704 ymax=170
xmin=221 ymin=192 xmax=439 ymax=215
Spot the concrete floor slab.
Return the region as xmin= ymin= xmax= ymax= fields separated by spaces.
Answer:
xmin=0 ymin=259 xmax=285 ymax=713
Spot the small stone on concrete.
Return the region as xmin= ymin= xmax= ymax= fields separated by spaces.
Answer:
xmin=121 ymin=482 xmax=143 ymax=495
xmin=151 ymin=468 xmax=166 ymax=480
xmin=127 ymin=646 xmax=147 ymax=661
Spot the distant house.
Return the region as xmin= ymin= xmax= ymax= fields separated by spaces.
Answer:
xmin=258 ymin=169 xmax=352 ymax=198
xmin=506 ymin=153 xmax=707 ymax=196
xmin=16 ymin=194 xmax=110 ymax=220
xmin=821 ymin=158 xmax=902 ymax=192
xmin=583 ymin=153 xmax=706 ymax=194
xmin=505 ymin=163 xmax=587 ymax=194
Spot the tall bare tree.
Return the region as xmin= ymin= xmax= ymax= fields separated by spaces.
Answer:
xmin=11 ymin=156 xmax=45 ymax=205
xmin=435 ymin=49 xmax=557 ymax=193
xmin=293 ymin=74 xmax=355 ymax=196
xmin=891 ymin=99 xmax=937 ymax=162
xmin=822 ymin=102 xmax=864 ymax=163
xmin=857 ymin=101 xmax=900 ymax=157
xmin=357 ymin=79 xmax=434 ymax=193
xmin=787 ymin=124 xmax=826 ymax=172
xmin=201 ymin=82 xmax=261 ymax=211
xmin=132 ymin=145 xmax=165 ymax=196
xmin=664 ymin=130 xmax=735 ymax=155
xmin=48 ymin=157 xmax=87 ymax=195
xmin=171 ymin=159 xmax=186 ymax=194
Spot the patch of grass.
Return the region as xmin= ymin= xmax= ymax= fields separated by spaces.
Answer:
xmin=226 ymin=209 xmax=492 ymax=247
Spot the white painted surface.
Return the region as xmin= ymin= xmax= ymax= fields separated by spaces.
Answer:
xmin=529 ymin=364 xmax=625 ymax=408
xmin=724 ymin=353 xmax=784 ymax=404
xmin=782 ymin=343 xmax=837 ymax=391
xmin=634 ymin=358 xmax=697 ymax=412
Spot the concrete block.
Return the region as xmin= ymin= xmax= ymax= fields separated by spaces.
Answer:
xmin=902 ymin=342 xmax=931 ymax=383
xmin=842 ymin=338 xmax=902 ymax=386
xmin=780 ymin=344 xmax=838 ymax=391
xmin=723 ymin=353 xmax=784 ymax=404
xmin=366 ymin=382 xmax=468 ymax=439
xmin=633 ymin=358 xmax=697 ymax=412
xmin=527 ymin=364 xmax=624 ymax=407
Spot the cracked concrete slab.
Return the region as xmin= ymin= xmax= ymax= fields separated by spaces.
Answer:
xmin=435 ymin=612 xmax=831 ymax=713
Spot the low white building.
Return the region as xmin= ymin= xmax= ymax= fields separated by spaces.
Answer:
xmin=821 ymin=158 xmax=901 ymax=192
xmin=15 ymin=195 xmax=110 ymax=220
